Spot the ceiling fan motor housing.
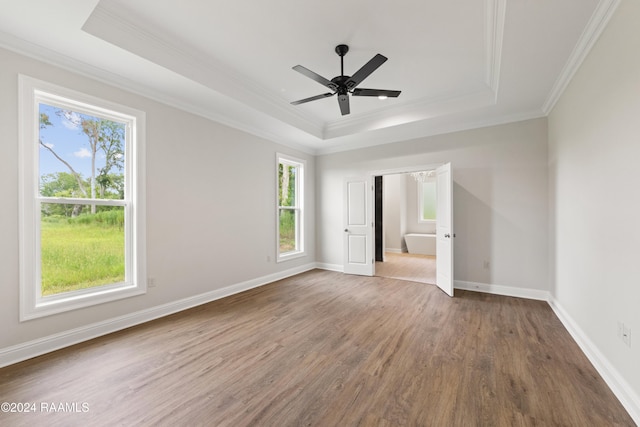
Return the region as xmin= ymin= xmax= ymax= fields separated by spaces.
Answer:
xmin=332 ymin=75 xmax=351 ymax=90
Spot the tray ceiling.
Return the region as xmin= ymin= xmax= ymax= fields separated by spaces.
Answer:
xmin=0 ymin=0 xmax=617 ymax=153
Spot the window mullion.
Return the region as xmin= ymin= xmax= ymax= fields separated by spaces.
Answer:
xmin=39 ymin=197 xmax=127 ymax=206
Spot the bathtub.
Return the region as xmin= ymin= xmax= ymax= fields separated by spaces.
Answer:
xmin=404 ymin=233 xmax=436 ymax=255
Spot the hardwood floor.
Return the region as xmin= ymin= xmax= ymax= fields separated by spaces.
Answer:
xmin=0 ymin=270 xmax=634 ymax=426
xmin=376 ymin=252 xmax=436 ymax=285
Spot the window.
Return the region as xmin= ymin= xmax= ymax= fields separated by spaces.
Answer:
xmin=418 ymin=177 xmax=437 ymax=223
xmin=19 ymin=75 xmax=146 ymax=320
xmin=277 ymin=154 xmax=304 ymax=261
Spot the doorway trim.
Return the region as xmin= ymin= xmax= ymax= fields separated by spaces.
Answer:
xmin=365 ymin=163 xmax=445 ymax=277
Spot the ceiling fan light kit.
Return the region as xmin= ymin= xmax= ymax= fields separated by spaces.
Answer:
xmin=291 ymin=44 xmax=401 ymax=116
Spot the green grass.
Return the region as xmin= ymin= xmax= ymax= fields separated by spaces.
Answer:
xmin=40 ymin=212 xmax=125 ymax=296
xmin=279 ymin=209 xmax=296 ymax=253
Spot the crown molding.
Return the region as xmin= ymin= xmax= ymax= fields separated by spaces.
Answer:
xmin=542 ymin=0 xmax=621 ymax=114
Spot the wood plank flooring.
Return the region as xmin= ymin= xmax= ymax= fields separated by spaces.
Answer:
xmin=376 ymin=252 xmax=436 ymax=285
xmin=0 ymin=270 xmax=634 ymax=426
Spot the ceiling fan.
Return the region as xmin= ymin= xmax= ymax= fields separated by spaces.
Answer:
xmin=291 ymin=44 xmax=401 ymax=116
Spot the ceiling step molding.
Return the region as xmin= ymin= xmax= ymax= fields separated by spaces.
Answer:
xmin=485 ymin=0 xmax=507 ymax=98
xmin=83 ymin=1 xmax=325 ymax=139
xmin=542 ymin=0 xmax=621 ymax=114
xmin=323 ymin=0 xmax=505 ymax=140
xmin=323 ymin=89 xmax=496 ymax=140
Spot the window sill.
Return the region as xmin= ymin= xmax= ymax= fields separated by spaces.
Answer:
xmin=20 ymin=283 xmax=146 ymax=322
xmin=277 ymin=251 xmax=306 ymax=263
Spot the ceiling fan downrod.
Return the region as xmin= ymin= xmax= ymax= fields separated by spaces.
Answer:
xmin=335 ymin=44 xmax=349 ymax=77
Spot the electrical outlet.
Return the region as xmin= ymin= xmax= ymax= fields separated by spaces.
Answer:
xmin=148 ymin=277 xmax=157 ymax=288
xmin=618 ymin=321 xmax=632 ymax=348
xmin=266 ymin=255 xmax=271 ymax=262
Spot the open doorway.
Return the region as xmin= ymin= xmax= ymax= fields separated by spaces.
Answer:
xmin=374 ymin=172 xmax=437 ymax=285
xmin=343 ymin=163 xmax=452 ymax=295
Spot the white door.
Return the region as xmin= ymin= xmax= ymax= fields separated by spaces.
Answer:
xmin=436 ymin=163 xmax=454 ymax=296
xmin=343 ymin=176 xmax=374 ymax=276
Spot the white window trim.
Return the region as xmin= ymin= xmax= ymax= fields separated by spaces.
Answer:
xmin=418 ymin=178 xmax=437 ymax=224
xmin=18 ymin=75 xmax=146 ymax=321
xmin=276 ymin=153 xmax=305 ymax=262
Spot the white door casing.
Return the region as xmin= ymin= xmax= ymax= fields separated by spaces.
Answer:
xmin=436 ymin=162 xmax=454 ymax=296
xmin=343 ymin=176 xmax=373 ymax=276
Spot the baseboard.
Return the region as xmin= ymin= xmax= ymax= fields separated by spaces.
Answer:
xmin=385 ymin=248 xmax=403 ymax=254
xmin=548 ymin=296 xmax=640 ymax=425
xmin=454 ymin=280 xmax=550 ymax=301
xmin=315 ymin=262 xmax=343 ymax=272
xmin=0 ymin=263 xmax=316 ymax=369
xmin=311 ymin=272 xmax=549 ymax=302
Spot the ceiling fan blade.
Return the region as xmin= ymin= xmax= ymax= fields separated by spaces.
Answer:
xmin=345 ymin=54 xmax=387 ymax=89
xmin=291 ymin=92 xmax=334 ymax=105
xmin=338 ymin=93 xmax=350 ymax=116
xmin=352 ymin=88 xmax=401 ymax=98
xmin=292 ymin=65 xmax=338 ymax=91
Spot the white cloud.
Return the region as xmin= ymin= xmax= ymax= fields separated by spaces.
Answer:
xmin=74 ymin=148 xmax=92 ymax=158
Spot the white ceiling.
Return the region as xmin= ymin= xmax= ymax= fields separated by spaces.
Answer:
xmin=0 ymin=0 xmax=618 ymax=154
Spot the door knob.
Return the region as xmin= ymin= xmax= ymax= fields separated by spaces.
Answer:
xmin=344 ymin=229 xmax=349 ymax=232
xmin=444 ymin=233 xmax=451 ymax=238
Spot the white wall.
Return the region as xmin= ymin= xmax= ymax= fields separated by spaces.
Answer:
xmin=316 ymin=118 xmax=549 ymax=292
xmin=0 ymin=47 xmax=315 ymax=353
xmin=548 ymin=0 xmax=640 ymax=418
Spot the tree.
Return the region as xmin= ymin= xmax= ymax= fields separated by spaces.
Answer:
xmin=40 ymin=171 xmax=86 ymax=198
xmin=39 ymin=113 xmax=89 ymax=199
xmin=39 ymin=108 xmax=125 ymax=215
xmin=278 ymin=163 xmax=296 ymax=206
xmin=95 ymin=120 xmax=125 ymax=198
xmin=40 ymin=112 xmax=89 ymax=217
xmin=40 ymin=172 xmax=89 ymax=217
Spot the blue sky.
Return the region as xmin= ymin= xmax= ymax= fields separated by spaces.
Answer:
xmin=38 ymin=103 xmax=122 ymax=180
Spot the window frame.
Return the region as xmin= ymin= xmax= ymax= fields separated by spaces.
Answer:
xmin=19 ymin=75 xmax=146 ymax=321
xmin=276 ymin=153 xmax=305 ymax=262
